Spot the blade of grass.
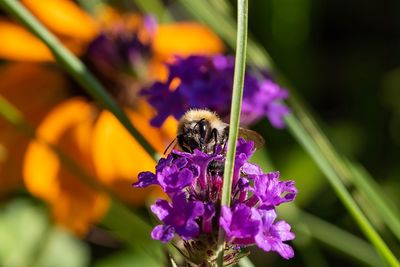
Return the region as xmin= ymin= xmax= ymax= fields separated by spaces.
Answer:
xmin=178 ymin=0 xmax=271 ymax=69
xmin=179 ymin=1 xmax=400 ymax=265
xmin=216 ymin=0 xmax=248 ymax=265
xmin=76 ymin=0 xmax=103 ymax=14
xmin=255 ymin=140 xmax=383 ymax=266
xmin=284 ymin=206 xmax=384 ymax=267
xmin=134 ymin=0 xmax=173 ymax=22
xmin=285 ymin=115 xmax=399 ymax=266
xmin=0 ymin=0 xmax=156 ymax=159
xmin=256 ymin=147 xmax=384 ymax=266
xmin=347 ymin=161 xmax=400 ymax=241
xmin=238 ymin=257 xmax=255 ymax=267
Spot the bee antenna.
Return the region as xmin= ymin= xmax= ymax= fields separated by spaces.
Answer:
xmin=163 ymin=138 xmax=177 ymax=155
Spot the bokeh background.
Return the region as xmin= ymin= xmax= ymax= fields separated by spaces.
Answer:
xmin=0 ymin=0 xmax=399 ymax=266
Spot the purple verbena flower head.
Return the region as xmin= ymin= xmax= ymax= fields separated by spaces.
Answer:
xmin=85 ymin=14 xmax=156 ymax=106
xmin=151 ymin=193 xmax=204 ymax=243
xmin=220 ymin=205 xmax=295 ymax=259
xmin=251 ymin=171 xmax=298 ymax=208
xmin=133 ymin=138 xmax=297 ymax=265
xmin=255 ymin=208 xmax=295 ymax=259
xmin=86 ymin=15 xmax=154 ymax=78
xmin=141 ymin=55 xmax=290 ymax=128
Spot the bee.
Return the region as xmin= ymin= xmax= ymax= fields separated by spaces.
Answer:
xmin=164 ymin=109 xmax=265 ymax=154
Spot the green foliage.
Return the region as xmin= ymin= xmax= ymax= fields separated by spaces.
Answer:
xmin=0 ymin=199 xmax=89 ymax=267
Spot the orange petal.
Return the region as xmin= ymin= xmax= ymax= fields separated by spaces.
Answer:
xmin=91 ymin=109 xmax=158 ymax=205
xmin=0 ymin=63 xmax=68 ymax=125
xmin=0 ymin=63 xmax=68 ymax=196
xmin=22 ymin=0 xmax=99 ymax=42
xmin=153 ymin=22 xmax=224 ymax=60
xmin=0 ymin=21 xmax=53 ymax=61
xmin=129 ymin=100 xmax=177 ymax=152
xmin=23 ymin=98 xmax=109 ymax=235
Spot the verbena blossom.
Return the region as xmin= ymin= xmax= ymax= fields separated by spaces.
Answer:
xmin=86 ymin=15 xmax=155 ymax=79
xmin=133 ymin=139 xmax=297 ymax=265
xmin=141 ymin=55 xmax=290 ymax=128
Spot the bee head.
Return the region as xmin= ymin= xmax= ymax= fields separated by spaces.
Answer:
xmin=177 ymin=118 xmax=211 ymax=153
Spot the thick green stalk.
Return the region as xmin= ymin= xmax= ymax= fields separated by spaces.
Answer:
xmin=216 ymin=0 xmax=248 ymax=266
xmin=0 ymin=0 xmax=156 ymax=159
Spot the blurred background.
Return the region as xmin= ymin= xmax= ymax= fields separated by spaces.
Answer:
xmin=0 ymin=0 xmax=399 ymax=266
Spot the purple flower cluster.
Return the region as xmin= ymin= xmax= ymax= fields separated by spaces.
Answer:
xmin=86 ymin=16 xmax=155 ymax=78
xmin=141 ymin=55 xmax=290 ymax=128
xmin=134 ymin=139 xmax=297 ymax=264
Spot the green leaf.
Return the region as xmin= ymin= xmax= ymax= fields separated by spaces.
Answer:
xmin=0 ymin=198 xmax=89 ymax=267
xmin=100 ymin=200 xmax=164 ymax=261
xmin=94 ymin=249 xmax=162 ymax=267
xmin=32 ymin=228 xmax=89 ymax=267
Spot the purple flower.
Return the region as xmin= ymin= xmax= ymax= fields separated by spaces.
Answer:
xmin=252 ymin=171 xmax=298 ymax=208
xmin=151 ymin=193 xmax=204 ymax=243
xmin=157 ymin=165 xmax=194 ymax=194
xmin=85 ymin=15 xmax=156 ymax=106
xmin=141 ymin=55 xmax=290 ymax=128
xmin=220 ymin=204 xmax=261 ymax=246
xmin=233 ymin=139 xmax=256 ymax=185
xmin=202 ymin=202 xmax=216 ymax=234
xmin=86 ymin=21 xmax=152 ymax=78
xmin=134 ymin=139 xmax=297 ymax=264
xmin=220 ymin=205 xmax=295 ymax=259
xmin=174 ymin=149 xmax=223 ymax=188
xmin=255 ymin=208 xmax=295 ymax=259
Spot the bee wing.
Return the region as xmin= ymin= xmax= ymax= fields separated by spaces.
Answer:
xmin=238 ymin=127 xmax=265 ymax=149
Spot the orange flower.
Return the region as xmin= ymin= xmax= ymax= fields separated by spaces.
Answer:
xmin=0 ymin=0 xmax=224 ymax=234
xmin=23 ymin=98 xmax=109 ymax=235
xmin=0 ymin=63 xmax=68 ymax=197
xmin=91 ymin=101 xmax=177 ymax=204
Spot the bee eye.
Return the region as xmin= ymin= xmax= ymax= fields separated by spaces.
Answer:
xmin=198 ymin=120 xmax=207 ymax=138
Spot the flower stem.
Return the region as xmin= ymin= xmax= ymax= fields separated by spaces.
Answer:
xmin=216 ymin=0 xmax=248 ymax=266
xmin=0 ymin=0 xmax=157 ymax=159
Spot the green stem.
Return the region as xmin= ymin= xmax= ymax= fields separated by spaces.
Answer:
xmin=0 ymin=0 xmax=156 ymax=159
xmin=216 ymin=0 xmax=248 ymax=266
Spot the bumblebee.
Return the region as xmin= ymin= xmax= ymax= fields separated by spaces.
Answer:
xmin=171 ymin=109 xmax=265 ymax=154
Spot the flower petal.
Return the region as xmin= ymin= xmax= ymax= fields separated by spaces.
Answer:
xmin=0 ymin=63 xmax=68 ymax=195
xmin=91 ymin=110 xmax=157 ymax=205
xmin=22 ymin=0 xmax=99 ymax=41
xmin=151 ymin=224 xmax=175 ymax=243
xmin=23 ymin=98 xmax=109 ymax=235
xmin=153 ymin=22 xmax=224 ymax=60
xmin=0 ymin=21 xmax=53 ymax=61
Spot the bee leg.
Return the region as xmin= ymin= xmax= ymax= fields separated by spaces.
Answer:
xmin=211 ymin=128 xmax=219 ymax=153
xmin=222 ymin=127 xmax=228 ymax=152
xmin=163 ymin=138 xmax=177 ymax=155
xmin=177 ymin=134 xmax=192 ymax=153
